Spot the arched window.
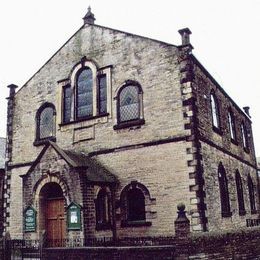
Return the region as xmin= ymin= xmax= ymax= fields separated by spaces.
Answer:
xmin=248 ymin=175 xmax=256 ymax=214
xmin=127 ymin=187 xmax=145 ymax=221
xmin=114 ymin=81 xmax=145 ymax=129
xmin=228 ymin=109 xmax=236 ymax=141
xmin=218 ymin=163 xmax=231 ymax=217
xmin=235 ymin=171 xmax=245 ymax=215
xmin=119 ymin=85 xmax=140 ymax=122
xmin=95 ymin=189 xmax=111 ymax=230
xmin=210 ymin=92 xmax=220 ymax=129
xmin=120 ymin=181 xmax=153 ymax=227
xmin=241 ymin=122 xmax=249 ymax=149
xmin=76 ymin=67 xmax=93 ymax=119
xmin=35 ymin=103 xmax=56 ymax=144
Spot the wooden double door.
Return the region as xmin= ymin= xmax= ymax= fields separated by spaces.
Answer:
xmin=46 ymin=198 xmax=66 ymax=246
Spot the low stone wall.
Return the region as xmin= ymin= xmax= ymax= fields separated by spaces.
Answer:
xmin=44 ymin=245 xmax=175 ymax=260
xmin=177 ymin=228 xmax=260 ymax=259
xmin=43 ymin=227 xmax=260 ymax=260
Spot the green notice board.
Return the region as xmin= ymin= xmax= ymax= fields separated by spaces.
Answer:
xmin=67 ymin=202 xmax=81 ymax=230
xmin=24 ymin=206 xmax=36 ymax=232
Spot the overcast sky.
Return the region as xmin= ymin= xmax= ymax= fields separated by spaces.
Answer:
xmin=0 ymin=0 xmax=260 ymax=156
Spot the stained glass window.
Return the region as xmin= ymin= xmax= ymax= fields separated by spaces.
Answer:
xmin=63 ymin=85 xmax=72 ymax=123
xmin=98 ymin=75 xmax=107 ymax=114
xmin=38 ymin=105 xmax=55 ymax=139
xmin=76 ymin=68 xmax=93 ymax=118
xmin=119 ymin=85 xmax=139 ymax=122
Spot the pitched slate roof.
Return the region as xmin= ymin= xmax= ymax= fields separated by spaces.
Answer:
xmin=25 ymin=141 xmax=117 ymax=184
xmin=0 ymin=138 xmax=6 ymax=169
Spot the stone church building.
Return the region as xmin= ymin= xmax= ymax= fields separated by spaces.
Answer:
xmin=3 ymin=8 xmax=259 ymax=243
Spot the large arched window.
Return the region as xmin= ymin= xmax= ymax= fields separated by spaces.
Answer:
xmin=248 ymin=175 xmax=256 ymax=214
xmin=228 ymin=109 xmax=236 ymax=141
xmin=95 ymin=188 xmax=111 ymax=230
xmin=210 ymin=91 xmax=220 ymax=129
xmin=35 ymin=103 xmax=56 ymax=144
xmin=218 ymin=163 xmax=231 ymax=217
xmin=60 ymin=58 xmax=112 ymax=125
xmin=235 ymin=171 xmax=245 ymax=215
xmin=76 ymin=67 xmax=93 ymax=119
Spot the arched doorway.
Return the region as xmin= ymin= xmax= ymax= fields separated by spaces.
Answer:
xmin=39 ymin=182 xmax=66 ymax=246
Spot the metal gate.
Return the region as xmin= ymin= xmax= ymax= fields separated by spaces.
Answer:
xmin=2 ymin=239 xmax=42 ymax=260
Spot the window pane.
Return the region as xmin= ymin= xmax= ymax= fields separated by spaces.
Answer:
xmin=211 ymin=94 xmax=219 ymax=128
xmin=235 ymin=172 xmax=245 ymax=213
xmin=63 ymin=86 xmax=72 ymax=123
xmin=218 ymin=164 xmax=230 ymax=214
xmin=76 ymin=68 xmax=93 ymax=118
xmin=248 ymin=176 xmax=256 ymax=212
xmin=98 ymin=75 xmax=107 ymax=114
xmin=96 ymin=190 xmax=110 ymax=225
xmin=228 ymin=112 xmax=235 ymax=140
xmin=127 ymin=188 xmax=145 ymax=221
xmin=40 ymin=107 xmax=54 ymax=139
xmin=119 ymin=86 xmax=139 ymax=122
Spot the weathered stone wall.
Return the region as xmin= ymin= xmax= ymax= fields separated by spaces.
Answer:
xmin=11 ymin=24 xmax=184 ymax=164
xmin=8 ymin=166 xmax=29 ymax=238
xmin=201 ymin=142 xmax=258 ymax=231
xmin=96 ymin=141 xmax=196 ymax=237
xmin=7 ymin=23 xmax=197 ymax=238
xmin=193 ymin=59 xmax=256 ymax=164
xmin=192 ymin=58 xmax=259 ymax=231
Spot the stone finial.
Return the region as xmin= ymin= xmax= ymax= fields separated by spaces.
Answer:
xmin=176 ymin=203 xmax=189 ymax=222
xmin=174 ymin=203 xmax=190 ymax=238
xmin=7 ymin=84 xmax=18 ymax=99
xmin=178 ymin=28 xmax=192 ymax=46
xmin=243 ymin=106 xmax=251 ymax=117
xmin=83 ymin=6 xmax=96 ymax=25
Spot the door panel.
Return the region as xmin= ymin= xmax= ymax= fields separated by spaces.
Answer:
xmin=46 ymin=198 xmax=65 ymax=247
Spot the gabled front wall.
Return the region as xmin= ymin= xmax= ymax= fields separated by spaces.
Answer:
xmin=7 ymin=24 xmax=198 ymax=238
xmin=11 ymin=24 xmax=186 ymax=164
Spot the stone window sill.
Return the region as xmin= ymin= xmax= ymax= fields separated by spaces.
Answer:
xmin=96 ymin=222 xmax=112 ymax=231
xmin=121 ymin=220 xmax=151 ymax=227
xmin=221 ymin=211 xmax=232 ymax=218
xmin=59 ymin=113 xmax=109 ymax=127
xmin=231 ymin=138 xmax=238 ymax=145
xmin=243 ymin=147 xmax=250 ymax=154
xmin=33 ymin=136 xmax=56 ymax=146
xmin=239 ymin=210 xmax=246 ymax=216
xmin=114 ymin=119 xmax=145 ymax=130
xmin=213 ymin=126 xmax=223 ymax=136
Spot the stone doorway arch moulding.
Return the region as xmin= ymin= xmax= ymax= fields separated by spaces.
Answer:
xmin=32 ymin=174 xmax=70 ymax=239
